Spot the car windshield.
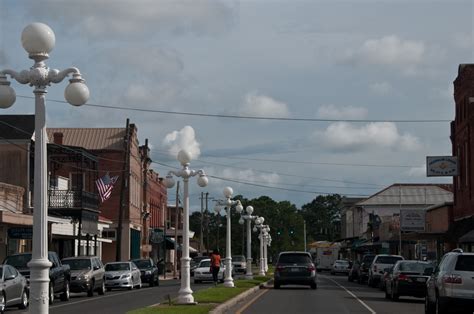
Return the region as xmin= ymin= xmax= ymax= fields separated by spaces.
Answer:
xmin=455 ymin=256 xmax=474 ymax=271
xmin=399 ymin=262 xmax=431 ymax=272
xmin=62 ymin=259 xmax=91 ymax=270
xmin=4 ymin=254 xmax=32 ymax=268
xmin=233 ymin=256 xmax=245 ymax=262
xmin=278 ymin=253 xmax=312 ymax=264
xmin=132 ymin=260 xmax=152 ymax=268
xmin=377 ymin=256 xmax=403 ymax=264
xmin=105 ymin=263 xmax=130 ymax=271
xmin=199 ymin=261 xmax=211 ymax=268
xmin=362 ymin=255 xmax=376 ymax=263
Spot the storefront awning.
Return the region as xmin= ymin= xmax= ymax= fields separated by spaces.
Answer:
xmin=459 ymin=230 xmax=474 ymax=243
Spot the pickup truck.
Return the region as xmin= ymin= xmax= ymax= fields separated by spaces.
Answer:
xmin=3 ymin=251 xmax=71 ymax=304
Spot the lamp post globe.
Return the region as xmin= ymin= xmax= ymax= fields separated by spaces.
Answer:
xmin=65 ymin=80 xmax=90 ymax=106
xmin=163 ymin=175 xmax=175 ymax=189
xmin=0 ymin=83 xmax=16 ymax=108
xmin=21 ymin=22 xmax=55 ymax=57
xmin=246 ymin=206 xmax=254 ymax=215
xmin=197 ymin=174 xmax=208 ymax=187
xmin=177 ymin=149 xmax=192 ymax=165
xmin=223 ymin=186 xmax=233 ymax=198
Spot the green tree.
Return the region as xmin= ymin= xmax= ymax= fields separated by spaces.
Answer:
xmin=301 ymin=194 xmax=342 ymax=242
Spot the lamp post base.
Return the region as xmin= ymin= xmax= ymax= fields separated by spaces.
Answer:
xmin=176 ymin=289 xmax=196 ymax=305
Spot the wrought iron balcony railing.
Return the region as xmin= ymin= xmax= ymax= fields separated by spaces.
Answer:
xmin=48 ymin=190 xmax=98 ymax=211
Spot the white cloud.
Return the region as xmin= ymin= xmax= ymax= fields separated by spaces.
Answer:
xmin=452 ymin=32 xmax=473 ymax=50
xmin=314 ymin=122 xmax=421 ymax=152
xmin=239 ymin=92 xmax=290 ymax=118
xmin=317 ymin=104 xmax=368 ymax=119
xmin=210 ymin=167 xmax=281 ymax=186
xmin=344 ymin=35 xmax=425 ymax=73
xmin=407 ymin=164 xmax=426 ymax=177
xmin=162 ymin=126 xmax=201 ymax=159
xmin=369 ymin=81 xmax=393 ymax=95
xmin=27 ymin=0 xmax=237 ymax=39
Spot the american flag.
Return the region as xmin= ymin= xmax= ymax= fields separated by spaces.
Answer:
xmin=95 ymin=173 xmax=119 ymax=203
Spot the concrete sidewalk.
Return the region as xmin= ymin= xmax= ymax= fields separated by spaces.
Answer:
xmin=159 ymin=272 xmax=179 ymax=281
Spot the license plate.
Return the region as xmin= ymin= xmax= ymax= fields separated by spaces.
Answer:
xmin=291 ymin=268 xmax=299 ymax=272
xmin=416 ymin=278 xmax=426 ymax=282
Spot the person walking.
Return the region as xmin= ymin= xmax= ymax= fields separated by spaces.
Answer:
xmin=210 ymin=249 xmax=221 ymax=286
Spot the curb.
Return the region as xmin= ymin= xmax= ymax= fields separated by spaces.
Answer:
xmin=209 ymin=279 xmax=273 ymax=314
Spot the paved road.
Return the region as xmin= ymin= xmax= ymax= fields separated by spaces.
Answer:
xmin=6 ymin=279 xmax=212 ymax=314
xmin=230 ymin=273 xmax=424 ymax=314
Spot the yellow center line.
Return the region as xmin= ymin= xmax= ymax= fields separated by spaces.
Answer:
xmin=235 ymin=288 xmax=270 ymax=314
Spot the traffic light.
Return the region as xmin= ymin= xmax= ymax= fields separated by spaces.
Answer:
xmin=277 ymin=230 xmax=281 ymax=236
xmin=289 ymin=229 xmax=294 ymax=235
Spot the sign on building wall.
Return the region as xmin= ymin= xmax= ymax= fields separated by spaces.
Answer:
xmin=426 ymin=156 xmax=458 ymax=176
xmin=400 ymin=209 xmax=425 ymax=232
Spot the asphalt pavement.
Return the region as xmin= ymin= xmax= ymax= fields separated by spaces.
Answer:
xmin=228 ymin=273 xmax=424 ymax=314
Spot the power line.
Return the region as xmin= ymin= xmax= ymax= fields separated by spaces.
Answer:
xmin=17 ymin=95 xmax=451 ymax=123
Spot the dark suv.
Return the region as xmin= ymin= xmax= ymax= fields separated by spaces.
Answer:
xmin=131 ymin=258 xmax=159 ymax=286
xmin=358 ymin=254 xmax=376 ymax=284
xmin=62 ymin=256 xmax=106 ymax=297
xmin=274 ymin=251 xmax=317 ymax=289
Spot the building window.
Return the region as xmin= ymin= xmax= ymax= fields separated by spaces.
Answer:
xmin=102 ymin=230 xmax=116 ymax=240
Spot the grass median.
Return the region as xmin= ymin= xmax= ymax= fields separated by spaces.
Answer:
xmin=127 ymin=276 xmax=271 ymax=314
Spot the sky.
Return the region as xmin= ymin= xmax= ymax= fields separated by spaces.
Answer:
xmin=0 ymin=0 xmax=472 ymax=210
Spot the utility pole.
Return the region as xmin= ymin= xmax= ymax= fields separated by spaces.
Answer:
xmin=116 ymin=119 xmax=130 ymax=261
xmin=200 ymin=192 xmax=204 ymax=254
xmin=173 ymin=181 xmax=180 ymax=279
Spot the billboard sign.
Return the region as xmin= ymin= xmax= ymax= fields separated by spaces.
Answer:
xmin=426 ymin=156 xmax=458 ymax=177
xmin=400 ymin=209 xmax=425 ymax=232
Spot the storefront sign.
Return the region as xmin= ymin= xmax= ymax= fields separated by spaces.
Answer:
xmin=8 ymin=227 xmax=33 ymax=239
xmin=426 ymin=156 xmax=458 ymax=176
xmin=400 ymin=209 xmax=425 ymax=232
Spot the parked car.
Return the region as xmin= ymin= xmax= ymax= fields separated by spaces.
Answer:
xmin=131 ymin=258 xmax=159 ymax=286
xmin=0 ymin=264 xmax=28 ymax=313
xmin=191 ymin=256 xmax=210 ymax=277
xmin=331 ymin=260 xmax=350 ymax=275
xmin=368 ymin=254 xmax=404 ymax=287
xmin=425 ymin=249 xmax=474 ymax=314
xmin=384 ymin=260 xmax=432 ymax=300
xmin=104 ymin=262 xmax=141 ymax=291
xmin=193 ymin=259 xmax=224 ymax=284
xmin=357 ymin=254 xmax=376 ymax=284
xmin=274 ymin=251 xmax=317 ymax=290
xmin=348 ymin=260 xmax=361 ymax=282
xmin=4 ymin=251 xmax=70 ymax=304
xmin=61 ymin=256 xmax=105 ymax=297
xmin=232 ymin=255 xmax=246 ymax=275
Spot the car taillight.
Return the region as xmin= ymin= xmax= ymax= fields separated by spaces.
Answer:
xmin=307 ymin=265 xmax=315 ymax=272
xmin=276 ymin=265 xmax=284 ymax=272
xmin=443 ymin=274 xmax=462 ymax=284
xmin=397 ymin=274 xmax=409 ymax=281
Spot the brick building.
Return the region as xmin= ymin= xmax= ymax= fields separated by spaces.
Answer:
xmin=451 ymin=64 xmax=474 ymax=250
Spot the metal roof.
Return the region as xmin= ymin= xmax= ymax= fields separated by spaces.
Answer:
xmin=356 ymin=184 xmax=453 ymax=206
xmin=0 ymin=115 xmax=35 ymax=140
xmin=47 ymin=128 xmax=125 ymax=150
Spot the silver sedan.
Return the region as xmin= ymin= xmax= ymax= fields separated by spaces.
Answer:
xmin=104 ymin=262 xmax=142 ymax=291
xmin=0 ymin=264 xmax=29 ymax=313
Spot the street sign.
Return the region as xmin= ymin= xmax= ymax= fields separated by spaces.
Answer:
xmin=400 ymin=209 xmax=425 ymax=232
xmin=426 ymin=156 xmax=458 ymax=176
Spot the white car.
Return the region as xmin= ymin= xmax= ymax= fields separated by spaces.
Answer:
xmin=193 ymin=259 xmax=225 ymax=284
xmin=425 ymin=249 xmax=474 ymax=314
xmin=104 ymin=262 xmax=142 ymax=291
xmin=368 ymin=254 xmax=404 ymax=287
xmin=331 ymin=260 xmax=350 ymax=275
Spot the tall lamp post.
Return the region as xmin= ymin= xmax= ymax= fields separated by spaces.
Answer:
xmin=163 ymin=150 xmax=208 ymax=305
xmin=264 ymin=230 xmax=272 ymax=272
xmin=0 ymin=23 xmax=89 ymax=314
xmin=214 ymin=187 xmax=243 ymax=288
xmin=254 ymin=217 xmax=266 ymax=276
xmin=239 ymin=206 xmax=257 ymax=279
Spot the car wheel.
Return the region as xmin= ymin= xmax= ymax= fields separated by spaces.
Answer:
xmin=155 ymin=276 xmax=160 ymax=286
xmin=194 ymin=279 xmax=201 ymax=284
xmin=98 ymin=280 xmax=105 ymax=295
xmin=106 ymin=287 xmax=112 ymax=292
xmin=19 ymin=289 xmax=28 ymax=309
xmin=87 ymin=280 xmax=95 ymax=297
xmin=425 ymin=296 xmax=435 ymax=314
xmin=149 ymin=278 xmax=154 ymax=287
xmin=274 ymin=281 xmax=281 ymax=289
xmin=0 ymin=292 xmax=5 ymax=314
xmin=435 ymin=295 xmax=447 ymax=314
xmin=330 ymin=272 xmax=335 ymax=275
xmin=310 ymin=282 xmax=317 ymax=290
xmin=60 ymin=280 xmax=70 ymax=301
xmin=128 ymin=286 xmax=133 ymax=291
xmin=49 ymin=283 xmax=55 ymax=305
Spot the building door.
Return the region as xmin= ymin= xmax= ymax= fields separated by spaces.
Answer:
xmin=130 ymin=229 xmax=140 ymax=259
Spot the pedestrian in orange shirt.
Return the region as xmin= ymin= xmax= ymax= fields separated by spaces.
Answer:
xmin=210 ymin=249 xmax=221 ymax=286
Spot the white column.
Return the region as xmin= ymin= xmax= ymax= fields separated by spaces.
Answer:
xmin=28 ymin=90 xmax=53 ymax=314
xmin=264 ymin=234 xmax=268 ymax=272
xmin=176 ymin=177 xmax=194 ymax=304
xmin=245 ymin=218 xmax=253 ymax=279
xmin=259 ymin=230 xmax=265 ymax=276
xmin=223 ymin=206 xmax=234 ymax=287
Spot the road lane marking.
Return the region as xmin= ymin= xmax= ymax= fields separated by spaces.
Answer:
xmin=235 ymin=289 xmax=270 ymax=314
xmin=323 ymin=276 xmax=376 ymax=314
xmin=49 ymin=289 xmax=151 ymax=309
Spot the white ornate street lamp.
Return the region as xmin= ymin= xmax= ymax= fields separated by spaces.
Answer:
xmin=163 ymin=150 xmax=208 ymax=305
xmin=264 ymin=229 xmax=272 ymax=272
xmin=214 ymin=187 xmax=243 ymax=288
xmin=254 ymin=218 xmax=270 ymax=276
xmin=239 ymin=206 xmax=258 ymax=279
xmin=0 ymin=23 xmax=89 ymax=314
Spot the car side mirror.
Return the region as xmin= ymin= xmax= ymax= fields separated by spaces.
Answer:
xmin=424 ymin=267 xmax=434 ymax=276
xmin=5 ymin=274 xmax=15 ymax=281
xmin=94 ymin=266 xmax=100 ymax=271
